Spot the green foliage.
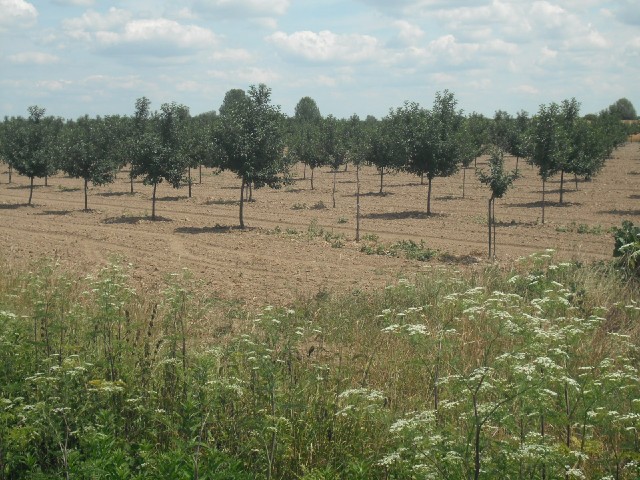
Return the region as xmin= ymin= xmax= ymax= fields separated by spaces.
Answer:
xmin=0 ymin=106 xmax=62 ymax=203
xmin=59 ymin=115 xmax=123 ymax=210
xmin=360 ymin=239 xmax=437 ymax=261
xmin=612 ymin=220 xmax=640 ymax=276
xmin=1 ymin=255 xmax=639 ymax=479
xmin=477 ymin=148 xmax=518 ymax=200
xmin=389 ymin=91 xmax=465 ymax=214
xmin=130 ymin=98 xmax=191 ymax=220
xmin=606 ymin=97 xmax=637 ymax=120
xmin=215 ymin=84 xmax=290 ymax=228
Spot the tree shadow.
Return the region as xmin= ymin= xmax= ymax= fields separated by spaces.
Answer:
xmin=7 ymin=184 xmax=45 ymax=190
xmin=57 ymin=187 xmax=81 ymax=193
xmin=345 ymin=191 xmax=394 ymax=198
xmin=598 ymin=209 xmax=640 ymax=216
xmin=175 ymin=224 xmax=252 ymax=234
xmin=158 ymin=195 xmax=188 ymax=202
xmin=630 ymin=194 xmax=640 ymax=199
xmin=0 ymin=202 xmax=32 ymax=209
xmin=39 ymin=210 xmax=72 ymax=216
xmin=97 ymin=191 xmax=137 ymax=197
xmin=435 ymin=195 xmax=459 ymax=201
xmin=507 ymin=200 xmax=582 ymax=208
xmin=363 ymin=210 xmax=448 ymax=220
xmin=103 ymin=215 xmax=172 ymax=224
xmin=205 ymin=198 xmax=240 ymax=206
xmin=285 ymin=188 xmax=307 ymax=193
xmin=494 ymin=219 xmax=538 ymax=227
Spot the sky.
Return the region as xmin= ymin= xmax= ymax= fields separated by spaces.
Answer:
xmin=1 ymin=0 xmax=638 ymax=120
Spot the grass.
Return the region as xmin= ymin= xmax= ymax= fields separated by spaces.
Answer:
xmin=555 ymin=221 xmax=607 ymax=235
xmin=360 ymin=238 xmax=437 ymax=261
xmin=0 ymin=253 xmax=639 ymax=479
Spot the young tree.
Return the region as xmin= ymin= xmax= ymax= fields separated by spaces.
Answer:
xmin=59 ymin=115 xmax=121 ymax=211
xmin=395 ymin=91 xmax=464 ymax=215
xmin=607 ymin=97 xmax=637 ymax=120
xmin=528 ymin=102 xmax=562 ymax=224
xmin=131 ymin=100 xmax=190 ymax=220
xmin=0 ymin=116 xmax=21 ymax=184
xmin=507 ymin=110 xmax=531 ymax=175
xmin=319 ymin=115 xmax=348 ymax=208
xmin=465 ymin=112 xmax=490 ymax=169
xmin=214 ymin=84 xmax=289 ymax=229
xmin=182 ymin=114 xmax=214 ymax=197
xmin=291 ymin=96 xmax=323 ymax=186
xmin=127 ymin=97 xmax=151 ymax=193
xmin=490 ymin=110 xmax=513 ymax=152
xmin=8 ymin=106 xmax=60 ymax=205
xmin=367 ymin=115 xmax=403 ymax=195
xmin=477 ymin=149 xmax=518 ymax=258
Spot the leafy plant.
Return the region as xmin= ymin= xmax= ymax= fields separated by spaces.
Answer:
xmin=613 ymin=220 xmax=640 ymax=276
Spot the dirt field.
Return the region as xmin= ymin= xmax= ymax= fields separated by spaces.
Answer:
xmin=1 ymin=142 xmax=638 ymax=306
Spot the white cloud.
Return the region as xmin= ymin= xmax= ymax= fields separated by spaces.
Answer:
xmin=393 ymin=20 xmax=424 ymax=44
xmin=513 ymin=84 xmax=539 ymax=95
xmin=210 ymin=48 xmax=254 ymax=62
xmin=82 ymin=74 xmax=145 ymax=90
xmin=626 ymin=37 xmax=640 ymax=57
xmin=64 ymin=11 xmax=219 ymax=56
xmin=193 ymin=0 xmax=289 ymax=17
xmin=36 ymin=79 xmax=72 ymax=91
xmin=63 ymin=8 xmax=132 ymax=41
xmin=53 ymin=0 xmax=95 ymax=6
xmin=95 ymin=19 xmax=217 ymax=50
xmin=9 ymin=51 xmax=60 ymax=64
xmin=207 ymin=67 xmax=280 ymax=84
xmin=267 ymin=30 xmax=380 ymax=63
xmin=0 ymin=0 xmax=37 ymax=28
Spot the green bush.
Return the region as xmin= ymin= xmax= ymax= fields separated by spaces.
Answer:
xmin=613 ymin=220 xmax=640 ymax=275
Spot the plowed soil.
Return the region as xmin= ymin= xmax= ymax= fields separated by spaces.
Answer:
xmin=1 ymin=142 xmax=638 ymax=306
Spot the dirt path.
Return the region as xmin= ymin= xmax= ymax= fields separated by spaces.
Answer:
xmin=1 ymin=142 xmax=638 ymax=305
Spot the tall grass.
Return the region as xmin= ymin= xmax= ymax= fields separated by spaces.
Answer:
xmin=0 ymin=253 xmax=638 ymax=479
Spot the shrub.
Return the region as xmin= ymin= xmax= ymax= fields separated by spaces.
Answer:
xmin=613 ymin=220 xmax=640 ymax=276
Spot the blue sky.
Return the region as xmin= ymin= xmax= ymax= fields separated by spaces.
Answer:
xmin=1 ymin=0 xmax=638 ymax=120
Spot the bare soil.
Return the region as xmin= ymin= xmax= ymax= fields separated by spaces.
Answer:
xmin=1 ymin=142 xmax=638 ymax=306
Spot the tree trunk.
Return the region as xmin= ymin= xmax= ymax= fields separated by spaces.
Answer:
xmin=332 ymin=169 xmax=337 ymax=208
xmin=28 ymin=176 xmax=34 ymax=205
xmin=151 ymin=182 xmax=157 ymax=220
xmin=188 ymin=167 xmax=192 ymax=198
xmin=356 ymin=163 xmax=361 ymax=242
xmin=248 ymin=182 xmax=253 ymax=202
xmin=199 ymin=164 xmax=202 ymax=184
xmin=239 ymin=178 xmax=245 ymax=229
xmin=541 ymin=178 xmax=546 ymax=224
xmin=462 ymin=167 xmax=467 ymax=199
xmin=426 ymin=177 xmax=432 ymax=215
xmin=310 ymin=167 xmax=314 ymax=190
xmin=574 ymin=172 xmax=578 ymax=191
xmin=488 ymin=197 xmax=492 ymax=258
xmin=130 ymin=170 xmax=134 ymax=194
xmin=421 ymin=172 xmax=424 ymax=185
xmin=303 ymin=162 xmax=306 ymax=180
xmin=45 ymin=174 xmax=48 ymax=187
xmin=8 ymin=164 xmax=12 ymax=183
xmin=515 ymin=156 xmax=520 ymax=176
xmin=84 ymin=178 xmax=88 ymax=211
xmin=379 ymin=166 xmax=384 ymax=194
xmin=493 ymin=198 xmax=497 ymax=259
xmin=559 ymin=169 xmax=565 ymax=204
